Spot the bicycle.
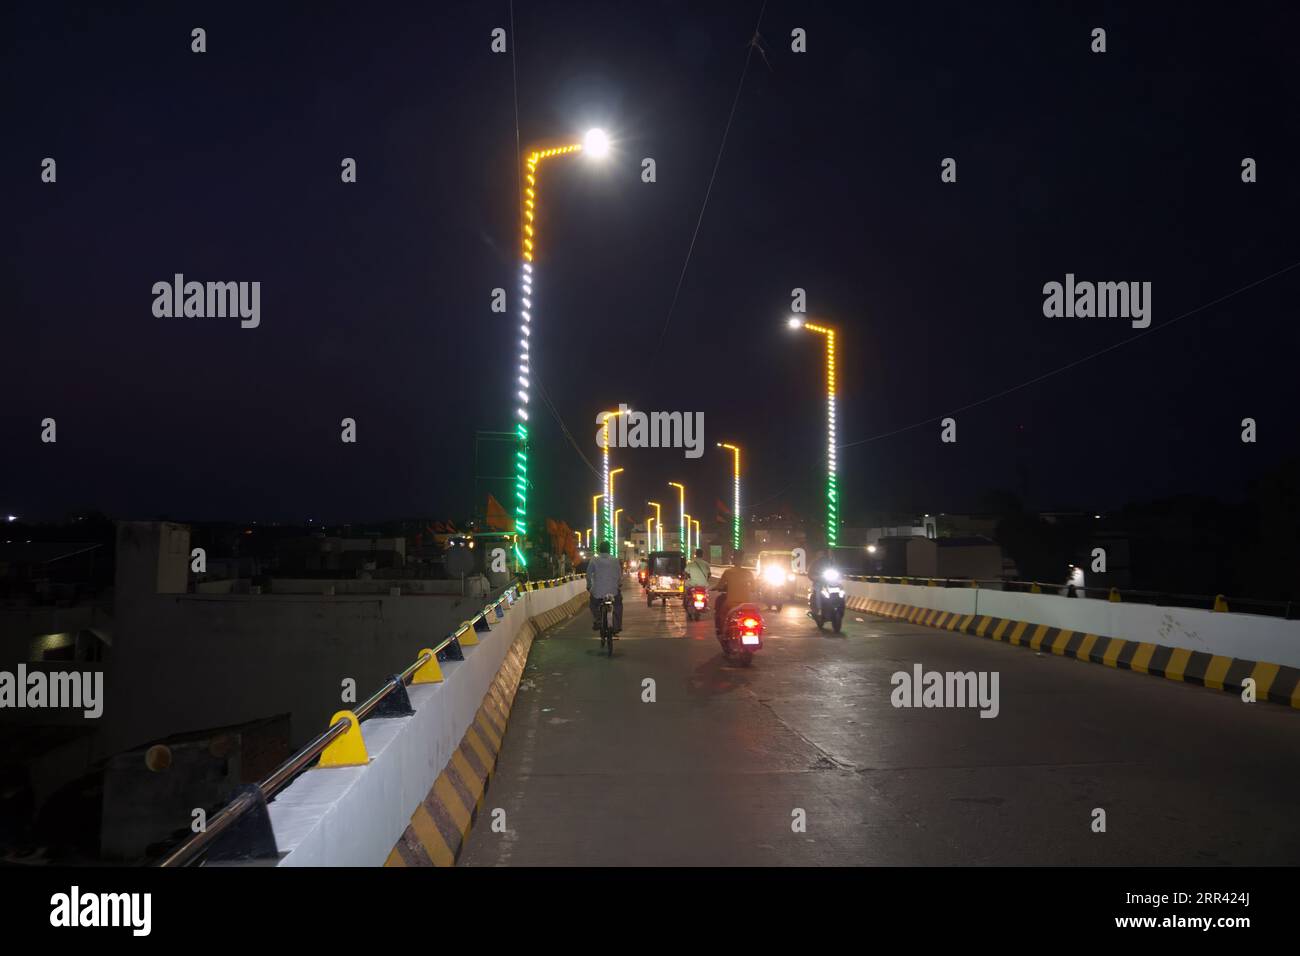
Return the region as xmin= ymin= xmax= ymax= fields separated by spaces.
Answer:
xmin=598 ymin=595 xmax=616 ymax=657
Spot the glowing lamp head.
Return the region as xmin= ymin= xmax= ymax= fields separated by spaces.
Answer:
xmin=583 ymin=128 xmax=610 ymax=159
xmin=787 ymin=316 xmax=804 ymax=329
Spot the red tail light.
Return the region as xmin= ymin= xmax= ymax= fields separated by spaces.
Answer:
xmin=742 ymin=617 xmax=759 ymax=630
xmin=693 ymin=597 xmax=706 ymax=608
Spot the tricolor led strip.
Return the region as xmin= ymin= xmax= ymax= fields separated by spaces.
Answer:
xmin=804 ymin=322 xmax=838 ymax=548
xmin=515 ymin=144 xmax=582 ymax=563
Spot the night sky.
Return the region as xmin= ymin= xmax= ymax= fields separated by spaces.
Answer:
xmin=4 ymin=1 xmax=1298 ymax=528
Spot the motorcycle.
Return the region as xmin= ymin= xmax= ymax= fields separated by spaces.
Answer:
xmin=756 ymin=564 xmax=793 ymax=611
xmin=684 ymin=584 xmax=709 ymax=621
xmin=809 ymin=568 xmax=846 ymax=633
xmin=718 ymin=603 xmax=764 ymax=665
xmin=637 ymin=567 xmax=649 ymax=587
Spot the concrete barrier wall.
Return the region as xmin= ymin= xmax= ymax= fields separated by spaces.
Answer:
xmin=842 ymin=579 xmax=1300 ymax=669
xmin=267 ymin=577 xmax=585 ymax=867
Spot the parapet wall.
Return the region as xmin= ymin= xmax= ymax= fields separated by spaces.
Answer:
xmin=841 ymin=579 xmax=1300 ymax=670
xmin=266 ymin=577 xmax=587 ymax=867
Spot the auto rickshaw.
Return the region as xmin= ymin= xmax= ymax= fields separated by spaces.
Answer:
xmin=644 ymin=550 xmax=685 ymax=606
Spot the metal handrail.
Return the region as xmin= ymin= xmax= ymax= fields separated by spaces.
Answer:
xmin=157 ymin=574 xmax=579 ymax=867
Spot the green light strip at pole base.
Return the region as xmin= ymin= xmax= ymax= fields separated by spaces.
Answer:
xmin=515 ymin=421 xmax=529 ymax=568
xmin=826 ymin=478 xmax=838 ymax=548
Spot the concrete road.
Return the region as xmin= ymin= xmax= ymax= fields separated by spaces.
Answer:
xmin=459 ymin=579 xmax=1300 ymax=866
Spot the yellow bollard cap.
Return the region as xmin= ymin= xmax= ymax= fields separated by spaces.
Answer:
xmin=411 ymin=649 xmax=444 ymax=684
xmin=319 ymin=711 xmax=369 ymax=767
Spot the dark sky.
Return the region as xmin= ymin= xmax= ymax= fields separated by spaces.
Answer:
xmin=3 ymin=1 xmax=1298 ymax=530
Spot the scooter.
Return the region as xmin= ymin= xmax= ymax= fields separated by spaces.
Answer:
xmin=685 ymin=585 xmax=709 ymax=621
xmin=718 ymin=603 xmax=764 ymax=665
xmin=757 ymin=565 xmax=792 ymax=611
xmin=809 ymin=568 xmax=846 ymax=633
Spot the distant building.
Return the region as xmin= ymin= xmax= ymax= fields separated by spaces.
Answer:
xmin=273 ymin=535 xmax=406 ymax=575
xmin=870 ymin=534 xmax=1004 ymax=581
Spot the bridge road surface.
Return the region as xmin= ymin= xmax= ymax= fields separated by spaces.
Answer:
xmin=459 ymin=578 xmax=1300 ymax=866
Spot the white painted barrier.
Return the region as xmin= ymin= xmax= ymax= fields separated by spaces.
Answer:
xmin=266 ymin=578 xmax=586 ymax=867
xmin=842 ymin=579 xmax=1300 ymax=669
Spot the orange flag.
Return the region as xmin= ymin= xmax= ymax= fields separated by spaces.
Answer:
xmin=485 ymin=494 xmax=513 ymax=531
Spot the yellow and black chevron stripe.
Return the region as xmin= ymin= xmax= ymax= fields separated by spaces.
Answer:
xmin=849 ymin=594 xmax=1300 ymax=709
xmin=384 ymin=589 xmax=588 ymax=866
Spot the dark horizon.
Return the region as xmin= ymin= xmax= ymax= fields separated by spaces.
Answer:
xmin=4 ymin=1 xmax=1298 ymax=530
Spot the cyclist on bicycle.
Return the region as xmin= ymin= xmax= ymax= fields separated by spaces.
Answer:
xmin=586 ymin=540 xmax=624 ymax=633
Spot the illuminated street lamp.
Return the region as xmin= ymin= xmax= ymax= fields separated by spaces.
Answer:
xmin=646 ymin=516 xmax=655 ymax=554
xmin=683 ymin=512 xmax=693 ymax=554
xmin=608 ymin=466 xmax=624 ymax=553
xmin=647 ymin=501 xmax=663 ymax=551
xmin=716 ymin=442 xmax=742 ymax=553
xmin=668 ymin=482 xmax=685 ymax=553
xmin=600 ymin=412 xmax=628 ymax=552
xmin=786 ymin=317 xmax=839 ymax=548
xmin=592 ymin=493 xmax=603 ymax=552
xmin=512 ymin=130 xmax=611 ymax=567
xmin=692 ymin=518 xmax=701 ymax=555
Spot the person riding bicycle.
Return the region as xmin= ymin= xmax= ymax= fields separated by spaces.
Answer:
xmin=683 ymin=547 xmax=710 ymax=608
xmin=711 ymin=548 xmax=756 ymax=635
xmin=586 ymin=540 xmax=624 ymax=633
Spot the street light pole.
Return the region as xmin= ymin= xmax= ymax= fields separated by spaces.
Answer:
xmin=683 ymin=512 xmax=693 ymax=554
xmin=787 ymin=318 xmax=839 ymax=548
xmin=512 ymin=130 xmax=610 ymax=569
xmin=717 ymin=442 xmax=742 ymax=555
xmin=613 ymin=507 xmax=623 ymax=556
xmin=608 ymin=466 xmax=624 ymax=554
xmin=647 ymin=501 xmax=663 ymax=551
xmin=592 ymin=493 xmax=603 ymax=553
xmin=600 ymin=412 xmax=627 ymax=553
xmin=668 ymin=482 xmax=685 ymax=554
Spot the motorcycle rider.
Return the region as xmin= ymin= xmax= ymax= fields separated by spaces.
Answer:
xmin=684 ymin=547 xmax=711 ymax=609
xmin=586 ymin=540 xmax=624 ymax=633
xmin=712 ymin=548 xmax=756 ymax=635
xmin=807 ymin=547 xmax=838 ymax=616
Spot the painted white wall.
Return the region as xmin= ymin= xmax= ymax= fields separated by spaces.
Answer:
xmin=268 ymin=578 xmax=585 ymax=867
xmin=841 ymin=579 xmax=1300 ymax=667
